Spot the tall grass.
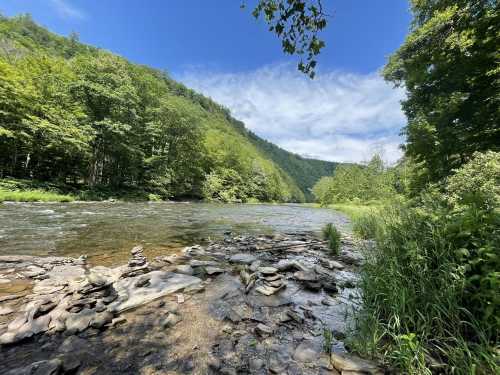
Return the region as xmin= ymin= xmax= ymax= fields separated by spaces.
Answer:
xmin=349 ymin=201 xmax=498 ymax=374
xmin=322 ymin=223 xmax=341 ymax=255
xmin=0 ymin=189 xmax=74 ymax=202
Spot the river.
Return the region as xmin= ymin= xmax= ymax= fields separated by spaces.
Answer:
xmin=0 ymin=202 xmax=348 ymax=265
xmin=0 ymin=202 xmax=369 ymax=374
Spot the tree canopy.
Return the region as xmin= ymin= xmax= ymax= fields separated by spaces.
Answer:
xmin=384 ymin=0 xmax=500 ymax=189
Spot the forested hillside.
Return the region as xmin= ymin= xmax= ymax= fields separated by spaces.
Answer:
xmin=0 ymin=14 xmax=335 ymax=202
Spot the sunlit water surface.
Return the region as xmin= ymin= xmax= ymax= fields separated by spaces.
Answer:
xmin=0 ymin=202 xmax=348 ymax=266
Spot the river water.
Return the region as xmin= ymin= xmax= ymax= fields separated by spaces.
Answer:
xmin=0 ymin=202 xmax=348 ymax=266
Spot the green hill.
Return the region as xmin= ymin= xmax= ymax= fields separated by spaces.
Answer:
xmin=0 ymin=14 xmax=336 ymax=202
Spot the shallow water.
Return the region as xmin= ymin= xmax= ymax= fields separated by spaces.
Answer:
xmin=0 ymin=202 xmax=347 ymax=265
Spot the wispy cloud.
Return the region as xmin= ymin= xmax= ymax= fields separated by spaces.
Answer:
xmin=50 ymin=0 xmax=86 ymax=20
xmin=179 ymin=64 xmax=406 ymax=164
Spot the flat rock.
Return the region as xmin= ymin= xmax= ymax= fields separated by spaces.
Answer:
xmin=108 ymin=271 xmax=200 ymax=313
xmin=90 ymin=311 xmax=113 ymax=329
xmin=229 ymin=253 xmax=257 ymax=264
xmin=87 ymin=272 xmax=108 ymax=287
xmin=205 ymin=266 xmax=225 ymax=275
xmin=255 ymin=284 xmax=284 ymax=296
xmin=258 ymin=266 xmax=278 ymax=275
xmin=255 ymin=323 xmax=273 ymax=336
xmin=293 ymin=342 xmax=319 ymax=363
xmin=131 ymin=245 xmax=143 ymax=255
xmin=5 ymin=358 xmax=62 ymax=375
xmin=330 ymin=353 xmax=383 ymax=375
xmin=276 ymin=260 xmax=307 ymax=272
xmin=0 ymin=306 xmax=14 ymax=315
xmin=189 ymin=260 xmax=219 ymax=267
xmin=249 ymin=260 xmax=261 ymax=272
xmin=175 ymin=265 xmax=194 ymax=275
xmin=65 ymin=308 xmax=95 ymax=335
xmin=325 ymin=260 xmax=345 ymax=270
xmin=294 ymin=270 xmax=318 ymax=282
xmin=0 ymin=295 xmax=22 ymax=303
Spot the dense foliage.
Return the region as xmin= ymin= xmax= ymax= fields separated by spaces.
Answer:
xmin=0 ymin=14 xmax=335 ymax=202
xmin=312 ymin=154 xmax=396 ymax=205
xmin=384 ymin=0 xmax=500 ymax=190
xmin=350 ymin=0 xmax=500 ymax=372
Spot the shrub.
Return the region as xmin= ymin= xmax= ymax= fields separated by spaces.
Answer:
xmin=322 ymin=223 xmax=341 ymax=255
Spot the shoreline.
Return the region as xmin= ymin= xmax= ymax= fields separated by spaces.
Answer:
xmin=0 ymin=231 xmax=382 ymax=374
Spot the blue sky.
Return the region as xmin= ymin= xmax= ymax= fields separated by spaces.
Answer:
xmin=1 ymin=1 xmax=412 ymax=163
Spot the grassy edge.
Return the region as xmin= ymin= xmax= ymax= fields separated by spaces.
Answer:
xmin=0 ymin=189 xmax=75 ymax=202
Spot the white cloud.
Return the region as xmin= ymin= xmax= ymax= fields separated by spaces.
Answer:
xmin=178 ymin=64 xmax=406 ymax=164
xmin=50 ymin=0 xmax=86 ymax=20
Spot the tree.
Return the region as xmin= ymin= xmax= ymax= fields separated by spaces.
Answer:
xmin=246 ymin=0 xmax=328 ymax=78
xmin=384 ymin=0 xmax=500 ymax=187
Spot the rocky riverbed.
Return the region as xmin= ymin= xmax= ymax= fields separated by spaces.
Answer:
xmin=0 ymin=231 xmax=382 ymax=374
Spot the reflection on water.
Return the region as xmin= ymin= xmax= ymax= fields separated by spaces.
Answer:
xmin=0 ymin=202 xmax=348 ymax=266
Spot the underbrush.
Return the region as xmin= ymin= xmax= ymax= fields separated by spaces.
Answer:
xmin=349 ymin=152 xmax=499 ymax=374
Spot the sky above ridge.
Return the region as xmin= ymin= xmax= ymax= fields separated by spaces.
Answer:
xmin=1 ymin=0 xmax=412 ymax=163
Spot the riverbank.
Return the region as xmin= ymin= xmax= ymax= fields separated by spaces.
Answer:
xmin=0 ymin=178 xmax=169 ymax=202
xmin=0 ymin=231 xmax=382 ymax=374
